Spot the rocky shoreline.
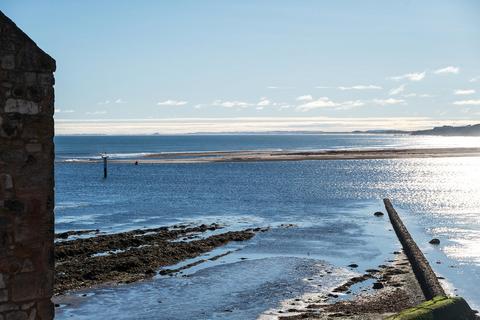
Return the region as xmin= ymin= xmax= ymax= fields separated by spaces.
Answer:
xmin=55 ymin=224 xmax=264 ymax=294
xmin=55 ymin=223 xmax=469 ymax=319
xmin=271 ymin=251 xmax=425 ymax=319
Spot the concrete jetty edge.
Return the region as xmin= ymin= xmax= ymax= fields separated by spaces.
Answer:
xmin=383 ymin=199 xmax=477 ymax=319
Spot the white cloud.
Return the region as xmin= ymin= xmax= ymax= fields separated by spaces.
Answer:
xmin=85 ymin=110 xmax=107 ymax=115
xmin=454 ymin=89 xmax=475 ymax=96
xmin=434 ymin=66 xmax=459 ymax=75
xmin=453 ymin=100 xmax=480 ymax=106
xmin=389 ymin=84 xmax=406 ymax=95
xmin=115 ymin=98 xmax=127 ymax=104
xmin=389 ymin=72 xmax=425 ymax=82
xmin=335 ymin=100 xmax=365 ymax=110
xmin=314 ymin=86 xmax=330 ymax=89
xmin=338 ymin=85 xmax=382 ymax=90
xmin=267 ymin=86 xmax=294 ymax=89
xmin=193 ymin=104 xmax=203 ymax=109
xmin=296 ymin=97 xmax=338 ymax=111
xmin=401 ymin=93 xmax=433 ymax=98
xmin=296 ymin=97 xmax=365 ymax=111
xmin=212 ymin=100 xmax=252 ymax=108
xmin=372 ymin=98 xmax=405 ymax=106
xmin=157 ymin=99 xmax=188 ymax=106
xmin=296 ymin=95 xmax=314 ymax=101
xmin=470 ymin=76 xmax=480 ymax=83
xmin=55 ymin=109 xmax=75 ymax=113
xmin=257 ymin=98 xmax=271 ymax=106
xmin=97 ymin=100 xmax=111 ymax=105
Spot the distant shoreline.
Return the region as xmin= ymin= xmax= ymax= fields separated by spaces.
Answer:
xmin=59 ymin=147 xmax=480 ymax=164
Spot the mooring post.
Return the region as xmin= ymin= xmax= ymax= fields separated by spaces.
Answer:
xmin=102 ymin=154 xmax=108 ymax=178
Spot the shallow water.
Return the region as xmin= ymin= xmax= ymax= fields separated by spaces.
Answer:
xmin=54 ymin=135 xmax=480 ymax=318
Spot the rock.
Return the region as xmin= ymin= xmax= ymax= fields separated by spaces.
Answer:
xmin=372 ymin=282 xmax=384 ymax=289
xmin=347 ymin=263 xmax=358 ymax=268
xmin=429 ymin=238 xmax=440 ymax=245
xmin=366 ymin=269 xmax=380 ymax=273
xmin=374 ymin=211 xmax=384 ymax=217
xmin=145 ymin=268 xmax=155 ymax=275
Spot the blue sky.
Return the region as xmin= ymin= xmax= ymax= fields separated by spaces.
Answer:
xmin=2 ymin=1 xmax=480 ymax=133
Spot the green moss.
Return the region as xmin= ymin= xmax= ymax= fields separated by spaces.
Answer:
xmin=387 ymin=296 xmax=474 ymax=320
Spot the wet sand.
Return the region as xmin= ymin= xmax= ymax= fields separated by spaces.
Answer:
xmin=64 ymin=147 xmax=480 ymax=164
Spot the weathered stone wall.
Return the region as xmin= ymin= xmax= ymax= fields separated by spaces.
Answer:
xmin=0 ymin=11 xmax=56 ymax=320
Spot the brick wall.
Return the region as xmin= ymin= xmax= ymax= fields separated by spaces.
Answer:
xmin=0 ymin=11 xmax=56 ymax=320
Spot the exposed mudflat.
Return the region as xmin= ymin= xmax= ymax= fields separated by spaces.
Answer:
xmin=55 ymin=223 xmax=263 ymax=294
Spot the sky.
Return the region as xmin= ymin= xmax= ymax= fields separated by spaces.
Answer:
xmin=2 ymin=1 xmax=480 ymax=134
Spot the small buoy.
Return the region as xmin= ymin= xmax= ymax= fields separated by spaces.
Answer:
xmin=134 ymin=161 xmax=138 ymax=165
xmin=374 ymin=211 xmax=384 ymax=217
xmin=429 ymin=238 xmax=440 ymax=245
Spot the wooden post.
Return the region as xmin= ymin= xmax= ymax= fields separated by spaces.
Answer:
xmin=102 ymin=154 xmax=108 ymax=178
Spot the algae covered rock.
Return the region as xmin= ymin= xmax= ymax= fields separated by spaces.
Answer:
xmin=387 ymin=296 xmax=476 ymax=320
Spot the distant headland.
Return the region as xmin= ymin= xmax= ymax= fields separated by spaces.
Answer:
xmin=410 ymin=124 xmax=480 ymax=136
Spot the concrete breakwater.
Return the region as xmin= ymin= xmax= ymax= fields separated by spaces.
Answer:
xmin=384 ymin=199 xmax=477 ymax=319
xmin=383 ymin=199 xmax=445 ymax=300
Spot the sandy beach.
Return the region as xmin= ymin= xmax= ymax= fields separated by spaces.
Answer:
xmin=63 ymin=147 xmax=480 ymax=164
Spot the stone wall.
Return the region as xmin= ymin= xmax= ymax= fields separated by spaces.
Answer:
xmin=0 ymin=11 xmax=56 ymax=320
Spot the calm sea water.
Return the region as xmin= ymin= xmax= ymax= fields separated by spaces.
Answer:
xmin=54 ymin=134 xmax=480 ymax=318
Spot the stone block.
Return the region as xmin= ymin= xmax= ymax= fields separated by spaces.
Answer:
xmin=0 ymin=274 xmax=5 ymax=288
xmin=1 ymin=56 xmax=15 ymax=70
xmin=0 ymin=303 xmax=19 ymax=313
xmin=25 ymin=144 xmax=41 ymax=153
xmin=23 ymin=73 xmax=36 ymax=85
xmin=19 ymin=303 xmax=33 ymax=312
xmin=11 ymin=273 xmax=41 ymax=302
xmin=0 ymin=290 xmax=7 ymax=302
xmin=0 ymin=174 xmax=13 ymax=190
xmin=26 ymin=309 xmax=35 ymax=320
xmin=36 ymin=300 xmax=52 ymax=320
xmin=37 ymin=74 xmax=53 ymax=87
xmin=4 ymin=99 xmax=38 ymax=115
xmin=5 ymin=311 xmax=27 ymax=320
xmin=20 ymin=260 xmax=34 ymax=273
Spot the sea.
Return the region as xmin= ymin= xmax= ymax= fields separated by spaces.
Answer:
xmin=54 ymin=134 xmax=480 ymax=319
